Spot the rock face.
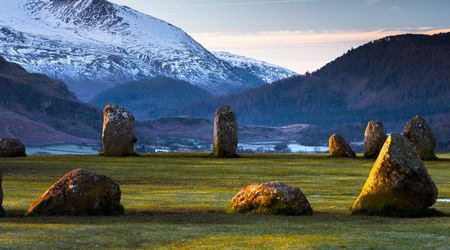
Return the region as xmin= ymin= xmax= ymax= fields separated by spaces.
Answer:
xmin=102 ymin=104 xmax=137 ymax=156
xmin=213 ymin=105 xmax=238 ymax=157
xmin=352 ymin=134 xmax=438 ymax=216
xmin=403 ymin=115 xmax=438 ymax=160
xmin=0 ymin=171 xmax=4 ymax=216
xmin=364 ymin=120 xmax=387 ymax=158
xmin=26 ymin=169 xmax=123 ymax=216
xmin=231 ymin=182 xmax=313 ymax=215
xmin=0 ymin=138 xmax=26 ymax=157
xmin=329 ymin=134 xmax=356 ymax=158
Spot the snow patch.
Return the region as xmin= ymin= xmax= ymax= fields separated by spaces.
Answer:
xmin=0 ymin=0 xmax=295 ymax=100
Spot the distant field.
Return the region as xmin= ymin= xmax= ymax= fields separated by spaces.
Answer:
xmin=0 ymin=153 xmax=449 ymax=249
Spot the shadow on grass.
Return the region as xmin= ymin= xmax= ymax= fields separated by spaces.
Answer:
xmin=2 ymin=208 xmax=447 ymax=227
xmin=433 ymin=158 xmax=450 ymax=162
xmin=351 ymin=207 xmax=449 ymax=218
xmin=136 ymin=153 xmax=351 ymax=162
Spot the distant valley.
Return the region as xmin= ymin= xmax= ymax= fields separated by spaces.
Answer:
xmin=171 ymin=33 xmax=450 ymax=151
xmin=0 ymin=1 xmax=449 ymax=153
xmin=90 ymin=77 xmax=213 ymax=120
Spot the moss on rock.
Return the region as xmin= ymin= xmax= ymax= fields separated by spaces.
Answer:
xmin=364 ymin=120 xmax=387 ymax=158
xmin=213 ymin=105 xmax=238 ymax=158
xmin=352 ymin=134 xmax=438 ymax=216
xmin=102 ymin=104 xmax=137 ymax=157
xmin=26 ymin=169 xmax=123 ymax=216
xmin=403 ymin=115 xmax=438 ymax=160
xmin=329 ymin=134 xmax=356 ymax=158
xmin=231 ymin=181 xmax=313 ymax=216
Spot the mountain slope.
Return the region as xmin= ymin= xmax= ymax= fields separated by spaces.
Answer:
xmin=0 ymin=55 xmax=102 ymax=145
xmin=0 ymin=0 xmax=294 ymax=100
xmin=91 ymin=77 xmax=213 ymax=120
xmin=173 ymin=33 xmax=450 ymax=148
xmin=213 ymin=52 xmax=297 ymax=83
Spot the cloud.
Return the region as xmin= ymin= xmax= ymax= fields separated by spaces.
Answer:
xmin=388 ymin=6 xmax=402 ymax=11
xmin=192 ymin=28 xmax=450 ymax=73
xmin=193 ymin=28 xmax=450 ymax=49
xmin=367 ymin=0 xmax=383 ymax=4
xmin=159 ymin=0 xmax=320 ymax=8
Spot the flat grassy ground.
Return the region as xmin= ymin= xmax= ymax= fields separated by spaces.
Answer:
xmin=0 ymin=153 xmax=449 ymax=249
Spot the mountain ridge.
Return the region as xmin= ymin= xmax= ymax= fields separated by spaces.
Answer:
xmin=0 ymin=0 xmax=295 ymax=100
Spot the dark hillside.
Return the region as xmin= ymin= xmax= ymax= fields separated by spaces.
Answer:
xmin=171 ymin=33 xmax=450 ymax=149
xmin=0 ymin=55 xmax=101 ymax=144
xmin=91 ymin=77 xmax=213 ymax=120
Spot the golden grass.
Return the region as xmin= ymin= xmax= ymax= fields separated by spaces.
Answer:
xmin=0 ymin=153 xmax=449 ymax=249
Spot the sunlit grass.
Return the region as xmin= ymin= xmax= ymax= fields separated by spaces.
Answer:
xmin=0 ymin=153 xmax=449 ymax=249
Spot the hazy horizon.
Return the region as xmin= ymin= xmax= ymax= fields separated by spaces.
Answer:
xmin=109 ymin=0 xmax=450 ymax=73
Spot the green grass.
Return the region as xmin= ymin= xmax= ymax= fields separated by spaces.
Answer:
xmin=0 ymin=153 xmax=449 ymax=249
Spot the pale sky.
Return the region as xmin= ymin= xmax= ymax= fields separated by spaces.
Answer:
xmin=109 ymin=0 xmax=450 ymax=73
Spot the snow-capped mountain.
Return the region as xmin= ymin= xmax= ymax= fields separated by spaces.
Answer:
xmin=213 ymin=52 xmax=297 ymax=83
xmin=0 ymin=0 xmax=296 ymax=101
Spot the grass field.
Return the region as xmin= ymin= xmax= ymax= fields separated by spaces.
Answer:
xmin=0 ymin=153 xmax=449 ymax=249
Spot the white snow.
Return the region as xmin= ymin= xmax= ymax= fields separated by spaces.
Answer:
xmin=213 ymin=51 xmax=297 ymax=83
xmin=0 ymin=0 xmax=295 ymax=100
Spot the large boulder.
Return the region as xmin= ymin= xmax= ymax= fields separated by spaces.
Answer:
xmin=403 ymin=115 xmax=438 ymax=160
xmin=0 ymin=138 xmax=26 ymax=157
xmin=352 ymin=134 xmax=438 ymax=216
xmin=213 ymin=105 xmax=238 ymax=157
xmin=231 ymin=181 xmax=313 ymax=215
xmin=329 ymin=134 xmax=356 ymax=158
xmin=102 ymin=104 xmax=137 ymax=156
xmin=26 ymin=169 xmax=123 ymax=216
xmin=0 ymin=171 xmax=4 ymax=216
xmin=364 ymin=120 xmax=387 ymax=158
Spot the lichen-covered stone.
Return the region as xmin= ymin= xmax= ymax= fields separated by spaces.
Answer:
xmin=0 ymin=138 xmax=26 ymax=157
xmin=0 ymin=171 xmax=4 ymax=217
xmin=102 ymin=104 xmax=137 ymax=156
xmin=213 ymin=105 xmax=238 ymax=157
xmin=403 ymin=115 xmax=438 ymax=160
xmin=231 ymin=182 xmax=313 ymax=215
xmin=26 ymin=169 xmax=123 ymax=216
xmin=364 ymin=120 xmax=387 ymax=158
xmin=352 ymin=134 xmax=438 ymax=216
xmin=329 ymin=134 xmax=356 ymax=158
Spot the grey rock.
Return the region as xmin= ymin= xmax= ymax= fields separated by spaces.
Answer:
xmin=102 ymin=104 xmax=137 ymax=156
xmin=364 ymin=120 xmax=387 ymax=158
xmin=213 ymin=105 xmax=238 ymax=157
xmin=0 ymin=138 xmax=26 ymax=157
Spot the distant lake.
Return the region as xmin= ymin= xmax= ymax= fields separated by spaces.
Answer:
xmin=26 ymin=145 xmax=99 ymax=155
xmin=27 ymin=141 xmax=330 ymax=155
xmin=238 ymin=141 xmax=329 ymax=153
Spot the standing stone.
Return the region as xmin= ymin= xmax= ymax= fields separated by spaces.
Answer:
xmin=403 ymin=115 xmax=438 ymax=160
xmin=352 ymin=134 xmax=438 ymax=216
xmin=231 ymin=182 xmax=313 ymax=215
xmin=102 ymin=104 xmax=137 ymax=156
xmin=0 ymin=138 xmax=26 ymax=157
xmin=364 ymin=120 xmax=387 ymax=158
xmin=26 ymin=169 xmax=123 ymax=216
xmin=329 ymin=134 xmax=356 ymax=158
xmin=213 ymin=105 xmax=238 ymax=157
xmin=0 ymin=170 xmax=4 ymax=216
